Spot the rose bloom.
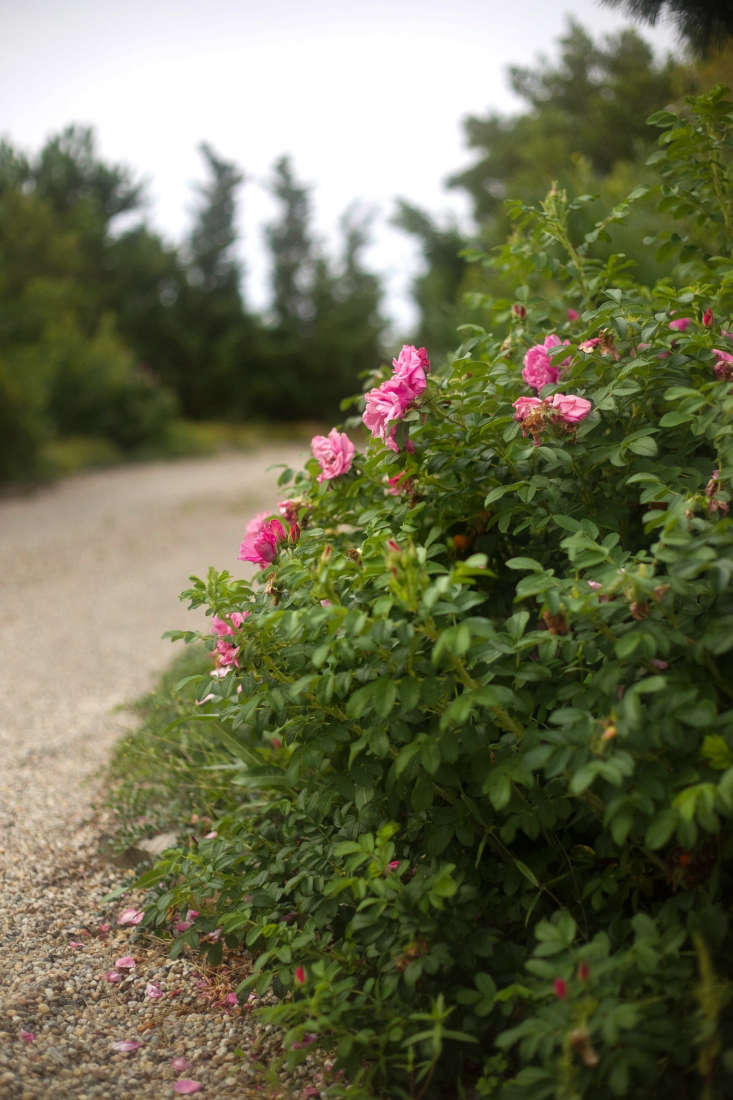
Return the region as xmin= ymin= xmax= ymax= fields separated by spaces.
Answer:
xmin=362 ymin=377 xmax=414 ymax=450
xmin=392 ymin=344 xmax=429 ymax=396
xmin=669 ymin=317 xmax=692 ymax=332
xmin=238 ymin=512 xmax=290 ymax=568
xmin=522 ymin=345 xmax=559 ymax=390
xmin=512 ymin=396 xmax=542 ymax=421
xmin=210 ymin=612 xmax=249 ymax=668
xmin=363 ymin=346 xmax=429 ymax=449
xmin=311 ymin=428 xmax=355 ymax=483
xmin=549 ymin=393 xmax=592 ymax=423
xmin=521 ymin=334 xmax=570 ymax=391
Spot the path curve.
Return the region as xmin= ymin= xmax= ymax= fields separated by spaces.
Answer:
xmin=0 ymin=447 xmax=314 ymax=1099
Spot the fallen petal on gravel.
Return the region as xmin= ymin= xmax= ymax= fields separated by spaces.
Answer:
xmin=171 ymin=1057 xmax=192 ymax=1072
xmin=115 ymin=956 xmax=136 ymax=969
xmin=112 ymin=1040 xmax=142 ymax=1052
xmin=174 ymin=1081 xmax=202 ymax=1094
xmin=145 ymin=982 xmax=163 ymax=1000
xmin=105 ymin=970 xmax=122 ymax=983
xmin=19 ymin=1030 xmax=35 ymax=1042
xmin=117 ymin=908 xmax=144 ymax=926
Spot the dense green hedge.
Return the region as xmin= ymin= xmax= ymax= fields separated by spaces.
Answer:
xmin=134 ymin=87 xmax=733 ymax=1098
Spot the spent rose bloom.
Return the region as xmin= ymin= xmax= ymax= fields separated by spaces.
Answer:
xmin=548 ymin=393 xmax=593 ymax=424
xmin=512 ymin=396 xmax=542 ymax=421
xmin=713 ymin=348 xmax=733 ymax=380
xmin=238 ymin=512 xmax=295 ymax=568
xmin=311 ymin=428 xmax=355 ymax=483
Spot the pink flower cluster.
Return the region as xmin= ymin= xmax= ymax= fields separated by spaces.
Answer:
xmin=513 ymin=393 xmax=592 ymax=444
xmin=210 ymin=611 xmax=249 ymax=668
xmin=522 ymin=334 xmax=571 ymax=391
xmin=363 ymin=345 xmax=429 ymax=451
xmin=311 ymin=428 xmax=355 ymax=482
xmin=238 ymin=512 xmax=298 ymax=568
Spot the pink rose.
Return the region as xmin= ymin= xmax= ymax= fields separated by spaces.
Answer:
xmin=362 ymin=377 xmax=414 ymax=448
xmin=311 ymin=428 xmax=355 ymax=483
xmin=669 ymin=317 xmax=692 ymax=332
xmin=238 ymin=513 xmax=292 ymax=568
xmin=363 ymin=346 xmax=429 ymax=449
xmin=578 ymin=337 xmax=600 ymax=353
xmin=210 ymin=611 xmax=249 ymax=668
xmin=512 ymin=396 xmax=542 ymax=421
xmin=392 ymin=344 xmax=429 ymax=396
xmin=567 ymin=308 xmax=580 ymax=321
xmin=521 ymin=335 xmax=569 ymax=391
xmin=522 ymin=345 xmax=559 ymax=390
xmin=548 ymin=393 xmax=592 ymax=423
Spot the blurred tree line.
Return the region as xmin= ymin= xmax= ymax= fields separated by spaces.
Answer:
xmin=0 ymin=131 xmax=383 ymax=481
xmin=1 ymin=16 xmax=730 ymax=483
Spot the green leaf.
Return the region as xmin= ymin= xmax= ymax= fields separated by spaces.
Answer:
xmin=373 ymin=678 xmax=397 ymax=718
xmin=627 ymin=435 xmax=658 ymax=456
xmin=506 ymin=557 xmax=544 ymax=572
xmin=645 ymin=809 xmax=678 ymax=850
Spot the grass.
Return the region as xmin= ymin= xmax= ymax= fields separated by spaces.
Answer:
xmin=32 ymin=418 xmax=327 ymax=483
xmin=104 ymin=641 xmax=240 ymax=857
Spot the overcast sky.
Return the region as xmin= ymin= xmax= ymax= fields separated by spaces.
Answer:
xmin=1 ymin=0 xmax=681 ymax=330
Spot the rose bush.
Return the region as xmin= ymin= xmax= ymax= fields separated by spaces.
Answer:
xmin=132 ymin=88 xmax=733 ymax=1098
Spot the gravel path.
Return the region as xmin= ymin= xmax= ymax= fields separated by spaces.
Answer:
xmin=0 ymin=448 xmax=325 ymax=1100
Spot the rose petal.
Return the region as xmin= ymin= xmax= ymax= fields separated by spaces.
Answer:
xmin=174 ymin=1081 xmax=202 ymax=1094
xmin=105 ymin=970 xmax=122 ymax=983
xmin=19 ymin=1030 xmax=35 ymax=1042
xmin=112 ymin=1040 xmax=142 ymax=1052
xmin=115 ymin=956 xmax=136 ymax=969
xmin=171 ymin=1057 xmax=192 ymax=1072
xmin=145 ymin=982 xmax=163 ymax=1000
xmin=117 ymin=908 xmax=144 ymax=926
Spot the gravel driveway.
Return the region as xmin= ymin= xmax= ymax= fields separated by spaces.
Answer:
xmin=0 ymin=447 xmax=318 ymax=1099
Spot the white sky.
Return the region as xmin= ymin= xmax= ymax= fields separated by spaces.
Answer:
xmin=1 ymin=0 xmax=681 ymax=331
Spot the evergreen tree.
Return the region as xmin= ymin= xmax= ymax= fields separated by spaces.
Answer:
xmin=392 ymin=199 xmax=472 ymax=356
xmin=265 ymin=155 xmax=314 ymax=333
xmin=175 ymin=142 xmax=250 ymax=417
xmin=448 ymin=21 xmax=687 ymax=225
xmin=601 ymin=0 xmax=733 ymax=55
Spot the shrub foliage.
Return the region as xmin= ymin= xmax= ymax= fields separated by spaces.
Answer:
xmin=134 ymin=88 xmax=733 ymax=1098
